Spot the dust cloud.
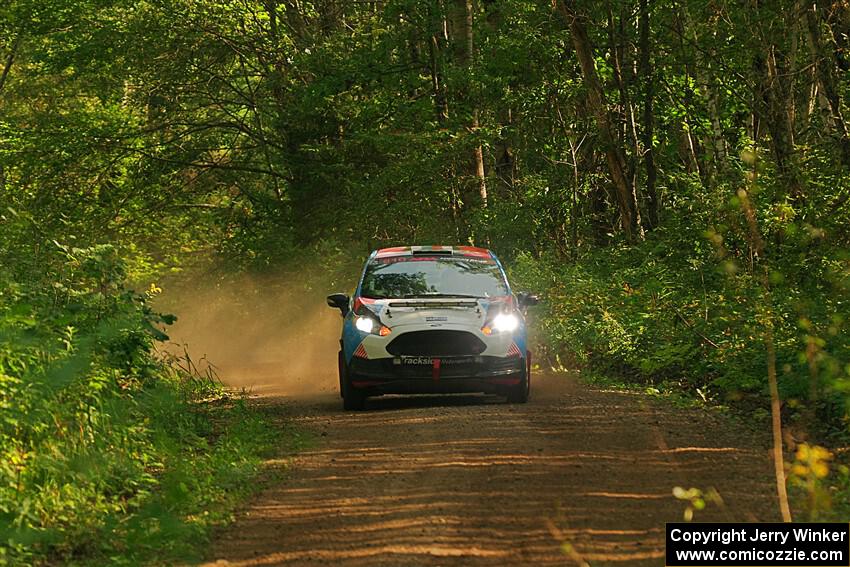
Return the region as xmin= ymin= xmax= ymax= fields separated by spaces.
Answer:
xmin=154 ymin=271 xmax=345 ymax=397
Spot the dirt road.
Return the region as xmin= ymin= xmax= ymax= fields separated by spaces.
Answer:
xmin=205 ymin=373 xmax=780 ymax=566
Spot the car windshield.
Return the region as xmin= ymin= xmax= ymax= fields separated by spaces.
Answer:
xmin=360 ymin=256 xmax=508 ymax=299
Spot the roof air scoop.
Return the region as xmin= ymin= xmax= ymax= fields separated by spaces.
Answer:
xmin=411 ymin=250 xmax=453 ymax=256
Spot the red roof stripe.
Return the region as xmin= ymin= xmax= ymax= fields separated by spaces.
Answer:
xmin=375 ymin=245 xmax=493 ymax=259
xmin=375 ymin=246 xmax=412 ymax=258
xmin=460 ymin=250 xmax=491 ymax=258
xmin=456 ymin=245 xmax=490 ymax=254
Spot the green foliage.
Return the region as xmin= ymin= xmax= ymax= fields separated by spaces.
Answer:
xmin=2 ymin=0 xmax=849 ymax=539
xmin=0 ymin=247 xmax=276 ymax=566
xmin=511 ymin=207 xmax=850 ymax=437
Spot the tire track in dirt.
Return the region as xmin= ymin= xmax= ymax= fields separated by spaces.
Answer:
xmin=204 ymin=373 xmax=779 ymax=566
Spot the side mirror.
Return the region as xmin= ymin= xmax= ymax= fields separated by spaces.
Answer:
xmin=517 ymin=292 xmax=540 ymax=307
xmin=326 ymin=293 xmax=350 ymax=316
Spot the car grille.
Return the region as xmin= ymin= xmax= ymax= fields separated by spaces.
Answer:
xmin=350 ymin=355 xmax=524 ymax=379
xmin=386 ymin=330 xmax=486 ymax=356
xmin=391 ymin=359 xmax=480 ymax=378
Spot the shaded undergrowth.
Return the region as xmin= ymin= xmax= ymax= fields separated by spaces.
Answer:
xmin=0 ymin=245 xmax=281 ymax=566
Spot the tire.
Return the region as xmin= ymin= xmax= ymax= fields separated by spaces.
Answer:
xmin=337 ymin=351 xmax=345 ymax=398
xmin=340 ymin=355 xmax=367 ymax=411
xmin=342 ymin=379 xmax=366 ymax=410
xmin=506 ymin=363 xmax=530 ymax=404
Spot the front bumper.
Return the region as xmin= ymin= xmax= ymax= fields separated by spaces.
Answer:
xmin=348 ymin=355 xmax=525 ymax=394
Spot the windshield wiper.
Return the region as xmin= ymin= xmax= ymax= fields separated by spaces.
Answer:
xmin=402 ymin=293 xmax=482 ymax=299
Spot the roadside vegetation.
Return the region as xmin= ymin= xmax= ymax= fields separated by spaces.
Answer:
xmin=1 ymin=0 xmax=849 ymax=562
xmin=0 ymin=245 xmax=278 ymax=565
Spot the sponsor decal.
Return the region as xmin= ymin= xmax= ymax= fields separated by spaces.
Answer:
xmin=388 ymin=300 xmax=477 ymax=308
xmin=396 ymin=356 xmax=474 ymax=366
xmin=373 ymin=256 xmax=495 ymax=265
xmin=425 ymin=316 xmax=448 ymax=321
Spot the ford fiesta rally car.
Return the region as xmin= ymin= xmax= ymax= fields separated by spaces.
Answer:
xmin=327 ymin=245 xmax=538 ymax=410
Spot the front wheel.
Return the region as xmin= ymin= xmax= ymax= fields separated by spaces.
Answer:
xmin=340 ymin=355 xmax=366 ymax=411
xmin=337 ymin=351 xmax=345 ymax=398
xmin=342 ymin=379 xmax=366 ymax=410
xmin=506 ymin=363 xmax=530 ymax=404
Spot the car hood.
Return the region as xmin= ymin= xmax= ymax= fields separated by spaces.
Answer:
xmin=360 ymin=296 xmax=513 ymax=329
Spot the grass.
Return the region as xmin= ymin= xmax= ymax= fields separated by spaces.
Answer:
xmin=0 ymin=375 xmax=293 ymax=567
xmin=68 ymin=389 xmax=282 ymax=566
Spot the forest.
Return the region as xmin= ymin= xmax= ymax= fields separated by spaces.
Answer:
xmin=1 ymin=0 xmax=849 ymax=564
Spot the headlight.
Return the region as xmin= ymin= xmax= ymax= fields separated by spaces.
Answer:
xmin=483 ymin=312 xmax=520 ymax=335
xmin=355 ymin=315 xmax=391 ymax=336
xmin=493 ymin=312 xmax=520 ymax=332
xmin=355 ymin=316 xmax=374 ymax=333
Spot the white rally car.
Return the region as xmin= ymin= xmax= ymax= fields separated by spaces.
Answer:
xmin=327 ymin=245 xmax=538 ymax=410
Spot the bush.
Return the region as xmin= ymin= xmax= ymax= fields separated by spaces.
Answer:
xmin=509 ymin=220 xmax=850 ymax=434
xmin=0 ymin=246 xmax=276 ymax=565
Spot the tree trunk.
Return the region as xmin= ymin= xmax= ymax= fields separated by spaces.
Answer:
xmin=483 ymin=1 xmax=514 ymax=190
xmin=283 ymin=1 xmax=308 ymax=43
xmin=638 ymin=0 xmax=658 ymax=229
xmin=0 ymin=33 xmax=22 ymax=195
xmin=558 ymin=1 xmax=634 ymax=241
xmin=472 ymin=109 xmax=487 ymax=207
xmin=670 ymin=6 xmax=708 ymax=186
xmin=428 ymin=2 xmax=449 ymax=122
xmin=608 ymin=5 xmax=643 ymax=238
xmin=761 ymin=45 xmax=803 ymax=199
xmin=466 ymin=0 xmax=487 ymax=207
xmin=751 ymin=1 xmax=803 ymax=200
xmin=568 ymin=135 xmax=581 ymax=260
xmin=803 ymin=0 xmax=850 ymax=164
xmin=454 ymin=0 xmax=487 ymax=207
xmin=0 ymin=34 xmax=21 ymax=95
xmin=681 ymin=5 xmax=727 ymax=180
xmin=428 ymin=36 xmax=449 ymax=122
xmin=494 ymin=115 xmax=515 ymax=188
